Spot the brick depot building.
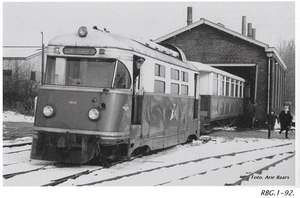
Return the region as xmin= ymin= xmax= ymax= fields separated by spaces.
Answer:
xmin=155 ymin=13 xmax=287 ymax=126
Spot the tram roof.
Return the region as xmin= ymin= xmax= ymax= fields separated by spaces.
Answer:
xmin=189 ymin=61 xmax=245 ymax=82
xmin=48 ymin=29 xmax=198 ymax=71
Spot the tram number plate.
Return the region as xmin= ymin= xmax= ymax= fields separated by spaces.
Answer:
xmin=69 ymin=101 xmax=77 ymax=105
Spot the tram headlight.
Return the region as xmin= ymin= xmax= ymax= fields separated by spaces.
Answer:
xmin=43 ymin=105 xmax=54 ymax=117
xmin=78 ymin=26 xmax=88 ymax=37
xmin=88 ymin=108 xmax=100 ymax=121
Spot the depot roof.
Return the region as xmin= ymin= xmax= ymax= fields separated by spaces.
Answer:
xmin=154 ymin=18 xmax=287 ymax=69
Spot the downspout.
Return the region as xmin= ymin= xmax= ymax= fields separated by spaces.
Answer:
xmin=266 ymin=53 xmax=273 ymax=114
xmin=254 ymin=64 xmax=258 ymax=104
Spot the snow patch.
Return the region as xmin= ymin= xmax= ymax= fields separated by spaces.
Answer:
xmin=3 ymin=111 xmax=34 ymax=123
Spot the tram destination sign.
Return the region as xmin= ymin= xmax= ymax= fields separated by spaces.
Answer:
xmin=63 ymin=47 xmax=97 ymax=55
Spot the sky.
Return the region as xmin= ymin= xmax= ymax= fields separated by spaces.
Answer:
xmin=2 ymin=1 xmax=296 ymax=48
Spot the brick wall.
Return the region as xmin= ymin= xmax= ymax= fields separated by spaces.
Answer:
xmin=160 ymin=25 xmax=280 ymax=125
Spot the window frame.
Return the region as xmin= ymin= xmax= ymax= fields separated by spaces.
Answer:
xmin=171 ymin=83 xmax=179 ymax=95
xmin=171 ymin=68 xmax=180 ymax=80
xmin=155 ymin=64 xmax=165 ymax=78
xmin=154 ymin=80 xmax=165 ymax=93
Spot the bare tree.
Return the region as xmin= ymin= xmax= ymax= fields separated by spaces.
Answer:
xmin=277 ymin=38 xmax=295 ymax=114
xmin=3 ymin=61 xmax=38 ymax=114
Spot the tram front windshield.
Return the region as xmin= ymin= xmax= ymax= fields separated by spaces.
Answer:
xmin=45 ymin=57 xmax=131 ymax=89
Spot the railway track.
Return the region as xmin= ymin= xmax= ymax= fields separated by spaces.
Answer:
xmin=3 ymin=139 xmax=295 ymax=186
xmin=3 ymin=142 xmax=32 ymax=148
xmin=76 ymin=146 xmax=295 ymax=186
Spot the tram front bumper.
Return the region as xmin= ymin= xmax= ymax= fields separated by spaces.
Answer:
xmin=30 ymin=131 xmax=100 ymax=164
xmin=30 ymin=128 xmax=130 ymax=164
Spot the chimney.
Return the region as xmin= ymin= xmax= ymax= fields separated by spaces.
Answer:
xmin=247 ymin=23 xmax=252 ymax=37
xmin=187 ymin=7 xmax=193 ymax=26
xmin=241 ymin=16 xmax=247 ymax=35
xmin=252 ymin=28 xmax=256 ymax=39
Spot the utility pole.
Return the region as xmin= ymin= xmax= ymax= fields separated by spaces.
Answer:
xmin=41 ymin=31 xmax=44 ymax=84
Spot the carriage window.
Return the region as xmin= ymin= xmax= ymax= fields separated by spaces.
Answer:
xmin=154 ymin=80 xmax=165 ymax=93
xmin=181 ymin=85 xmax=188 ymax=95
xmin=155 ymin=64 xmax=165 ymax=77
xmin=181 ymin=71 xmax=189 ymax=82
xmin=213 ymin=73 xmax=218 ymax=95
xmin=226 ymin=77 xmax=230 ymax=96
xmin=235 ymin=81 xmax=239 ymax=97
xmin=220 ymin=76 xmax=225 ymax=96
xmin=171 ymin=69 xmax=179 ymax=80
xmin=231 ymin=79 xmax=235 ymax=96
xmin=240 ymin=82 xmax=244 ymax=97
xmin=44 ymin=57 xmax=130 ymax=89
xmin=171 ymin=83 xmax=179 ymax=94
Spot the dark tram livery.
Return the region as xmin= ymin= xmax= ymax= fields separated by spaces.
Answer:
xmin=30 ymin=26 xmax=245 ymax=166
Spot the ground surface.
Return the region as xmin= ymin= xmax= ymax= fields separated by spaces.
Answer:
xmin=2 ymin=111 xmax=297 ymax=188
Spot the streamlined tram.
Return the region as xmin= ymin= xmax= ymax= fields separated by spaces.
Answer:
xmin=30 ymin=26 xmax=245 ymax=166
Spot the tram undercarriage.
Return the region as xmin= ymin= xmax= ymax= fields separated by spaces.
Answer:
xmin=30 ymin=131 xmax=131 ymax=167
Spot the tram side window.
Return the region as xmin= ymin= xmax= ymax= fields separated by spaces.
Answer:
xmin=181 ymin=71 xmax=189 ymax=82
xmin=171 ymin=69 xmax=180 ymax=80
xmin=113 ymin=61 xmax=131 ymax=89
xmin=213 ymin=73 xmax=218 ymax=95
xmin=181 ymin=85 xmax=188 ymax=95
xmin=155 ymin=64 xmax=165 ymax=77
xmin=171 ymin=83 xmax=179 ymax=95
xmin=154 ymin=80 xmax=165 ymax=93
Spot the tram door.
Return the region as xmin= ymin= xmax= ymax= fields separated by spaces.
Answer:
xmin=131 ymin=56 xmax=144 ymax=124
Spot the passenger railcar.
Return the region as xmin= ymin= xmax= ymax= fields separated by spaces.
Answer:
xmin=190 ymin=62 xmax=247 ymax=128
xmin=30 ymin=26 xmax=246 ymax=166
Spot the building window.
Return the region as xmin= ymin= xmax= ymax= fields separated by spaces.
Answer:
xmin=181 ymin=85 xmax=188 ymax=95
xmin=3 ymin=70 xmax=12 ymax=77
xmin=30 ymin=71 xmax=36 ymax=81
xmin=171 ymin=68 xmax=179 ymax=80
xmin=154 ymin=80 xmax=165 ymax=93
xmin=155 ymin=64 xmax=165 ymax=77
xmin=181 ymin=71 xmax=189 ymax=82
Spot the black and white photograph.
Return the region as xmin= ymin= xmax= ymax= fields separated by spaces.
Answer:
xmin=1 ymin=1 xmax=298 ymax=196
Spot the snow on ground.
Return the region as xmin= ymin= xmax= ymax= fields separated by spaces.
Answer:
xmin=2 ymin=111 xmax=296 ymax=186
xmin=3 ymin=136 xmax=294 ymax=186
xmin=3 ymin=137 xmax=33 ymax=146
xmin=3 ymin=111 xmax=34 ymax=123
